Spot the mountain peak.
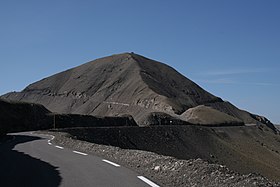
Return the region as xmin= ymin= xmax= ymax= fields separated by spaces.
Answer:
xmin=1 ymin=53 xmax=270 ymax=127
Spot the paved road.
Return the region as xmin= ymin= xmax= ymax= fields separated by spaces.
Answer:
xmin=0 ymin=132 xmax=159 ymax=187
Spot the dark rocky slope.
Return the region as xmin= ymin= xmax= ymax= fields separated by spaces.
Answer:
xmin=1 ymin=53 xmax=275 ymax=129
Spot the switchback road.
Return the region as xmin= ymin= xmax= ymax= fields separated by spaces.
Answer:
xmin=0 ymin=132 xmax=159 ymax=187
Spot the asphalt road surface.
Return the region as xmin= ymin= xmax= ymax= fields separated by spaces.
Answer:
xmin=0 ymin=132 xmax=159 ymax=187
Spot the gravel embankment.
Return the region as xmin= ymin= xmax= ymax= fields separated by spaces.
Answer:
xmin=42 ymin=131 xmax=279 ymax=187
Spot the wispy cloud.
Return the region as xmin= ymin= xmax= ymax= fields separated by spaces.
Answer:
xmin=198 ymin=68 xmax=272 ymax=76
xmin=196 ymin=79 xmax=237 ymax=84
xmin=244 ymin=82 xmax=276 ymax=86
xmin=196 ymin=79 xmax=276 ymax=86
xmin=193 ymin=67 xmax=278 ymax=86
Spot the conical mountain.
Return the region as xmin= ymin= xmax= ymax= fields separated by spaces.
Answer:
xmin=1 ymin=53 xmax=273 ymax=127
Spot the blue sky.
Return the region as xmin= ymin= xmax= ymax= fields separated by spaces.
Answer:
xmin=0 ymin=0 xmax=279 ymax=123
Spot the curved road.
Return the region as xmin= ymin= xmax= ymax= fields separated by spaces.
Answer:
xmin=0 ymin=132 xmax=159 ymax=187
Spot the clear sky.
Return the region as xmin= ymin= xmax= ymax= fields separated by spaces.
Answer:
xmin=0 ymin=1 xmax=279 ymax=123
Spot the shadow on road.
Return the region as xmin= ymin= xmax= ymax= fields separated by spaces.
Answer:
xmin=0 ymin=135 xmax=61 ymax=187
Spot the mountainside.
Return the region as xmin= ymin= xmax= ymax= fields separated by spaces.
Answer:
xmin=1 ymin=53 xmax=274 ymax=128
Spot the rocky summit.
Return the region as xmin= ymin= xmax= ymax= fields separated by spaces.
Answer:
xmin=1 ymin=53 xmax=276 ymax=129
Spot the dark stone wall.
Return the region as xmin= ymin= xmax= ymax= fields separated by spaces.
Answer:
xmin=0 ymin=99 xmax=137 ymax=135
xmin=0 ymin=99 xmax=51 ymax=135
xmin=45 ymin=113 xmax=137 ymax=129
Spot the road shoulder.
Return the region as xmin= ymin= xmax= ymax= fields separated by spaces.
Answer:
xmin=40 ymin=130 xmax=279 ymax=187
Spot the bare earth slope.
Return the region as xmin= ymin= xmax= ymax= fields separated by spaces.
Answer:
xmin=1 ymin=53 xmax=275 ymax=128
xmin=181 ymin=105 xmax=243 ymax=126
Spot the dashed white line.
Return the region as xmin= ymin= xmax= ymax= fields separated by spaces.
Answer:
xmin=137 ymin=176 xmax=160 ymax=187
xmin=55 ymin=146 xmax=64 ymax=149
xmin=47 ymin=137 xmax=53 ymax=145
xmin=73 ymin=151 xmax=88 ymax=156
xmin=48 ymin=135 xmax=54 ymax=145
xmin=102 ymin=159 xmax=120 ymax=167
xmin=28 ymin=132 xmax=161 ymax=187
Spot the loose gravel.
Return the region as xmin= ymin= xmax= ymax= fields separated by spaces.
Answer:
xmin=42 ymin=131 xmax=280 ymax=187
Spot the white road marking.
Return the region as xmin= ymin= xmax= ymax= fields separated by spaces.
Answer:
xmin=137 ymin=176 xmax=160 ymax=187
xmin=47 ymin=136 xmax=53 ymax=145
xmin=73 ymin=151 xmax=88 ymax=156
xmin=22 ymin=132 xmax=162 ymax=187
xmin=55 ymin=146 xmax=64 ymax=149
xmin=49 ymin=135 xmax=55 ymax=140
xmin=102 ymin=159 xmax=120 ymax=167
xmin=31 ymin=132 xmax=55 ymax=140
